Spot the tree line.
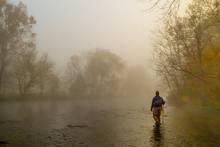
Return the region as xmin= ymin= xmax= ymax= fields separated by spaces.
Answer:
xmin=154 ymin=0 xmax=220 ymax=105
xmin=0 ymin=1 xmax=150 ymax=99
xmin=64 ymin=50 xmax=150 ymax=99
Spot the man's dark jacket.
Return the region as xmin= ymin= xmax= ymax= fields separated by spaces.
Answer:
xmin=151 ymin=96 xmax=165 ymax=111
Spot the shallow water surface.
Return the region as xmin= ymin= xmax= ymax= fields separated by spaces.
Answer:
xmin=0 ymin=99 xmax=219 ymax=147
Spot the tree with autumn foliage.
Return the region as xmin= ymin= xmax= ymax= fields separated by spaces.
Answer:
xmin=154 ymin=0 xmax=220 ymax=104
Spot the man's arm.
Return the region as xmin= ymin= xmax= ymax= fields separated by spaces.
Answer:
xmin=151 ymin=98 xmax=154 ymax=111
xmin=162 ymin=98 xmax=165 ymax=105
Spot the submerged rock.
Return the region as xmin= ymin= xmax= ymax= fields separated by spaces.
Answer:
xmin=67 ymin=124 xmax=89 ymax=128
xmin=0 ymin=141 xmax=9 ymax=145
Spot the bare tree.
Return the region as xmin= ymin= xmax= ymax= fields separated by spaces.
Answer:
xmin=47 ymin=73 xmax=60 ymax=96
xmin=64 ymin=55 xmax=84 ymax=93
xmin=37 ymin=54 xmax=53 ymax=95
xmin=149 ymin=0 xmax=218 ymax=16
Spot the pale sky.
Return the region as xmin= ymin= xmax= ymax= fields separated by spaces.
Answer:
xmin=10 ymin=0 xmax=161 ymax=70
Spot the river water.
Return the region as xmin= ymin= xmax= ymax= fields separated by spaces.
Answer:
xmin=0 ymin=99 xmax=220 ymax=147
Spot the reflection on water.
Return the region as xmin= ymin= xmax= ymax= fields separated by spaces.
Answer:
xmin=0 ymin=100 xmax=220 ymax=146
xmin=150 ymin=124 xmax=165 ymax=147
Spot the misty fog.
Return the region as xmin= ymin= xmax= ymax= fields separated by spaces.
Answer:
xmin=1 ymin=0 xmax=220 ymax=146
xmin=16 ymin=0 xmax=158 ymax=70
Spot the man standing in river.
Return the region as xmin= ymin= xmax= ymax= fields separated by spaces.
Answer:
xmin=151 ymin=91 xmax=165 ymax=125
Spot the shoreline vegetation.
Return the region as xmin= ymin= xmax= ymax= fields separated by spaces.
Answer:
xmin=154 ymin=0 xmax=220 ymax=106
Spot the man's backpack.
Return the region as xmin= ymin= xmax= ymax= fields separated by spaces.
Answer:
xmin=154 ymin=97 xmax=164 ymax=107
